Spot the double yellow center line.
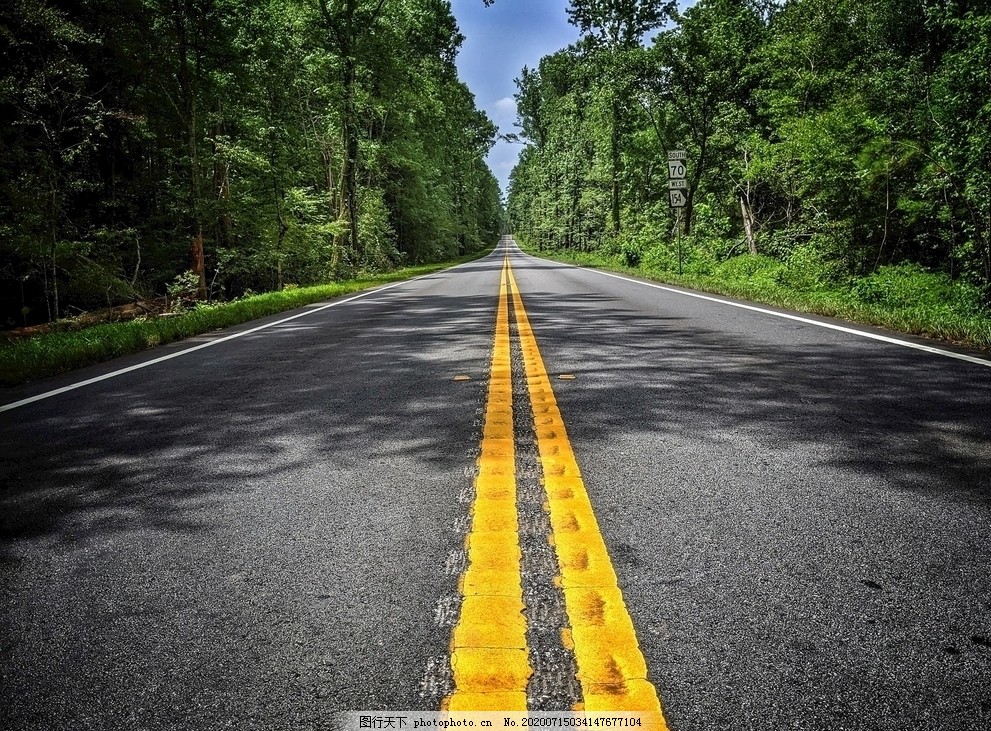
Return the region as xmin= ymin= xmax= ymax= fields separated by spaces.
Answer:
xmin=445 ymin=255 xmax=529 ymax=711
xmin=444 ymin=254 xmax=668 ymax=727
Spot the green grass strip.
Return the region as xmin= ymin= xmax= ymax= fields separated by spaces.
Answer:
xmin=0 ymin=249 xmax=492 ymax=387
xmin=522 ymin=245 xmax=991 ymax=354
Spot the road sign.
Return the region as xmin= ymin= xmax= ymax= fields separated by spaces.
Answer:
xmin=666 ymin=150 xmax=688 ymax=209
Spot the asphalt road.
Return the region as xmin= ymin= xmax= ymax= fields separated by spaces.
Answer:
xmin=2 ymin=239 xmax=990 ymax=730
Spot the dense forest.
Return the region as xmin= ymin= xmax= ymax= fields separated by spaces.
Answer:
xmin=0 ymin=0 xmax=503 ymax=328
xmin=508 ymin=0 xmax=990 ymax=311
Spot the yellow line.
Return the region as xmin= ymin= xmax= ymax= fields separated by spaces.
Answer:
xmin=444 ymin=256 xmax=531 ymax=712
xmin=506 ymin=260 xmax=669 ymax=728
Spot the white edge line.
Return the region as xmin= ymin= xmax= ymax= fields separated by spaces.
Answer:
xmin=510 ymin=242 xmax=991 ymax=369
xmin=1 ymin=252 xmax=502 ymax=413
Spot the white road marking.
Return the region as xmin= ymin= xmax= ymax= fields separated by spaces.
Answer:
xmin=510 ymin=243 xmax=991 ymax=369
xmin=1 ymin=253 xmax=504 ymax=413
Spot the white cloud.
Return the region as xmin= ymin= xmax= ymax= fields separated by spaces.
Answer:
xmin=491 ymin=96 xmax=517 ymax=122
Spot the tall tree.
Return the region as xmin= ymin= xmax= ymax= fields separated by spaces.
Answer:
xmin=317 ymin=0 xmax=389 ymax=264
xmin=0 ymin=0 xmax=504 ymax=328
xmin=649 ymin=0 xmax=767 ymax=234
xmin=567 ymin=0 xmax=675 ymax=46
xmin=508 ymin=0 xmax=991 ymax=304
xmin=567 ymin=0 xmax=674 ymax=234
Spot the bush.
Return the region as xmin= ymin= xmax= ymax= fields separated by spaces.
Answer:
xmin=779 ymin=244 xmax=846 ymax=291
xmin=620 ymin=238 xmax=643 ymax=267
xmin=639 ymin=236 xmax=718 ymax=276
xmin=687 ymin=197 xmax=733 ymax=256
xmin=681 ymin=242 xmax=718 ymax=276
xmin=358 ymin=188 xmax=400 ymax=272
xmin=715 ymin=254 xmax=786 ymax=287
xmin=852 ymin=263 xmax=985 ymax=315
xmin=166 ymin=270 xmax=201 ymax=310
xmin=642 ymin=242 xmax=678 ymax=272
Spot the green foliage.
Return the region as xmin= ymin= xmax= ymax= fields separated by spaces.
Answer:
xmin=640 ymin=241 xmax=677 ymax=273
xmin=166 ymin=270 xmax=202 ymax=308
xmin=526 ymin=243 xmax=991 ymax=351
xmin=852 ymin=263 xmax=985 ymax=316
xmin=683 ymin=198 xmax=733 ymax=259
xmin=0 ymin=0 xmax=502 ymax=329
xmin=714 ymin=254 xmax=785 ymax=289
xmin=356 ymin=188 xmax=401 ymax=273
xmin=508 ymin=0 xmax=991 ymax=334
xmin=0 ymin=248 xmax=493 ymax=385
xmin=620 ymin=240 xmax=642 ymax=268
xmin=567 ymin=0 xmax=675 ymax=48
xmin=779 ymin=242 xmax=847 ymax=291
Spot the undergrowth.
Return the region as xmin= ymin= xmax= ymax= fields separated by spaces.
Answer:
xmin=0 ymin=250 xmax=491 ymax=387
xmin=523 ymin=243 xmax=991 ymax=352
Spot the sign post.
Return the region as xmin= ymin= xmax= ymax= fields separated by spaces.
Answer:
xmin=667 ymin=151 xmax=687 ymax=273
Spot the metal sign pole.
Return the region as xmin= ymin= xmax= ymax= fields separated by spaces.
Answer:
xmin=676 ymin=207 xmax=683 ymax=276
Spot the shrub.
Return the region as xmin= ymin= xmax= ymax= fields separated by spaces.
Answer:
xmin=166 ymin=270 xmax=201 ymax=310
xmin=688 ymin=197 xmax=734 ymax=260
xmin=779 ymin=244 xmax=846 ymax=291
xmin=852 ymin=263 xmax=985 ymax=315
xmin=642 ymin=242 xmax=678 ymax=272
xmin=715 ymin=254 xmax=786 ymax=287
xmin=620 ymin=238 xmax=643 ymax=267
xmin=681 ymin=241 xmax=718 ymax=276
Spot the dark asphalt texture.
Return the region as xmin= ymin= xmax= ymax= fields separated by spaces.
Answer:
xmin=3 ymin=240 xmax=990 ymax=730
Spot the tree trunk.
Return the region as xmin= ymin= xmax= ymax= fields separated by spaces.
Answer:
xmin=173 ymin=1 xmax=207 ymax=299
xmin=610 ymin=96 xmax=621 ymax=234
xmin=318 ymin=0 xmax=389 ymax=268
xmin=275 ymin=185 xmax=288 ymax=290
xmin=48 ymin=176 xmax=60 ymax=321
xmin=50 ymin=230 xmax=59 ymax=322
xmin=273 ymin=163 xmax=289 ymax=291
xmin=340 ymin=52 xmax=360 ymax=258
xmin=191 ymin=234 xmax=206 ymax=294
xmin=213 ymin=98 xmax=233 ymax=280
xmin=740 ymin=196 xmax=757 ymax=255
xmin=684 ymin=142 xmax=707 ymax=237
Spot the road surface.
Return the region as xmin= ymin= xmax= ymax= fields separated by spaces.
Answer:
xmin=2 ymin=238 xmax=990 ymax=730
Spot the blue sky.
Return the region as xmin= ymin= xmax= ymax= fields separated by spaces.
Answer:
xmin=449 ymin=0 xmax=581 ymax=196
xmin=449 ymin=0 xmax=694 ymax=196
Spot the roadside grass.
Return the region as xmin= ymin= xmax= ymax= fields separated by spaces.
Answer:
xmin=0 ymin=249 xmax=492 ymax=387
xmin=521 ymin=245 xmax=991 ymax=353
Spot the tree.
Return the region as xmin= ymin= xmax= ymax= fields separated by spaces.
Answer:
xmin=567 ymin=0 xmax=676 ymax=47
xmin=0 ymin=0 xmax=503 ymax=328
xmin=506 ymin=0 xmax=990 ymax=304
xmin=317 ymin=0 xmax=388 ymax=264
xmin=648 ymin=0 xmax=767 ymax=235
xmin=567 ymin=0 xmax=675 ymax=234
